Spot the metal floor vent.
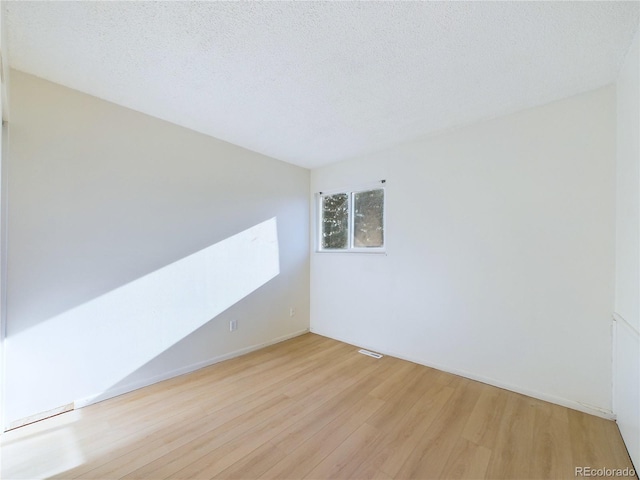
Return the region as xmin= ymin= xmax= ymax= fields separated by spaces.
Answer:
xmin=358 ymin=349 xmax=383 ymax=359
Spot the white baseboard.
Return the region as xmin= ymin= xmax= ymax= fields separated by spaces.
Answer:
xmin=74 ymin=329 xmax=309 ymax=409
xmin=6 ymin=402 xmax=74 ymax=431
xmin=310 ymin=329 xmax=615 ymax=420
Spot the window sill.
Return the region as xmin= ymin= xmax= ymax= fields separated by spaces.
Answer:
xmin=315 ymin=249 xmax=387 ymax=255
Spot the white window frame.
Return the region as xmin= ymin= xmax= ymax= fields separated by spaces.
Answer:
xmin=316 ymin=181 xmax=386 ymax=254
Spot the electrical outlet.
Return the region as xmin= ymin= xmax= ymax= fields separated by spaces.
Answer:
xmin=229 ymin=319 xmax=238 ymax=332
xmin=289 ymin=308 xmax=296 ymax=317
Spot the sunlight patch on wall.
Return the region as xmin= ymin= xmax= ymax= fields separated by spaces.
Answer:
xmin=4 ymin=218 xmax=280 ymax=423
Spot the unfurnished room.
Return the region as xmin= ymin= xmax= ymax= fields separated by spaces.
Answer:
xmin=0 ymin=1 xmax=639 ymax=479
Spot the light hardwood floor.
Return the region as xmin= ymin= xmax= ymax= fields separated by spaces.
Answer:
xmin=1 ymin=333 xmax=636 ymax=479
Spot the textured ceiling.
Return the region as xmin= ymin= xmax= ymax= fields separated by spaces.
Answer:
xmin=5 ymin=1 xmax=640 ymax=169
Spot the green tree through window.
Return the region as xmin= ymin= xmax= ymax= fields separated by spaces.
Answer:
xmin=321 ymin=193 xmax=349 ymax=249
xmin=319 ymin=186 xmax=385 ymax=251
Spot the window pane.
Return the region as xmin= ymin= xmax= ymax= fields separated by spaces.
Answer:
xmin=321 ymin=193 xmax=349 ymax=249
xmin=353 ymin=189 xmax=384 ymax=248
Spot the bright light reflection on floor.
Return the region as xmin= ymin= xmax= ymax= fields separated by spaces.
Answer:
xmin=1 ymin=410 xmax=85 ymax=479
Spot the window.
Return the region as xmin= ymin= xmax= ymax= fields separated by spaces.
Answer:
xmin=318 ymin=182 xmax=385 ymax=252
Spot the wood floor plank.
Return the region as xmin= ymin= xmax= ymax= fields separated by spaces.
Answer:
xmin=121 ymin=394 xmax=293 ymax=479
xmin=368 ymin=361 xmax=417 ymax=401
xmin=349 ymin=460 xmax=396 ymax=480
xmin=366 ymin=365 xmax=436 ymax=432
xmin=528 ymin=401 xmax=574 ymax=480
xmin=58 ymin=339 xmax=350 ymax=479
xmin=440 ymin=437 xmax=492 ymax=479
xmin=369 ymin=383 xmax=455 ymax=476
xmin=65 ymin=389 xmax=288 ymax=478
xmin=1 ymin=333 xmax=635 ymax=480
xmin=269 ymin=357 xmax=395 ymax=455
xmin=394 ymin=378 xmax=484 ymax=479
xmin=259 ymin=394 xmax=385 ymax=480
xmin=170 ymin=372 xmax=380 ymax=479
xmin=461 ymin=383 xmax=509 ymax=448
xmin=303 ymin=422 xmax=382 ymax=479
xmin=569 ymin=408 xmax=636 ymax=478
xmin=485 ymin=393 xmax=538 ymax=479
xmin=214 ymin=440 xmax=287 ymax=479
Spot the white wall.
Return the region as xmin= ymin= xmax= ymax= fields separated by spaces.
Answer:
xmin=0 ymin=6 xmax=8 ymax=433
xmin=614 ymin=27 xmax=639 ymax=468
xmin=311 ymin=86 xmax=616 ymax=417
xmin=4 ymin=70 xmax=310 ymax=426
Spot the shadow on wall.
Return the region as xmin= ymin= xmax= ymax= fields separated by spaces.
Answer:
xmin=4 ymin=217 xmax=281 ymax=423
